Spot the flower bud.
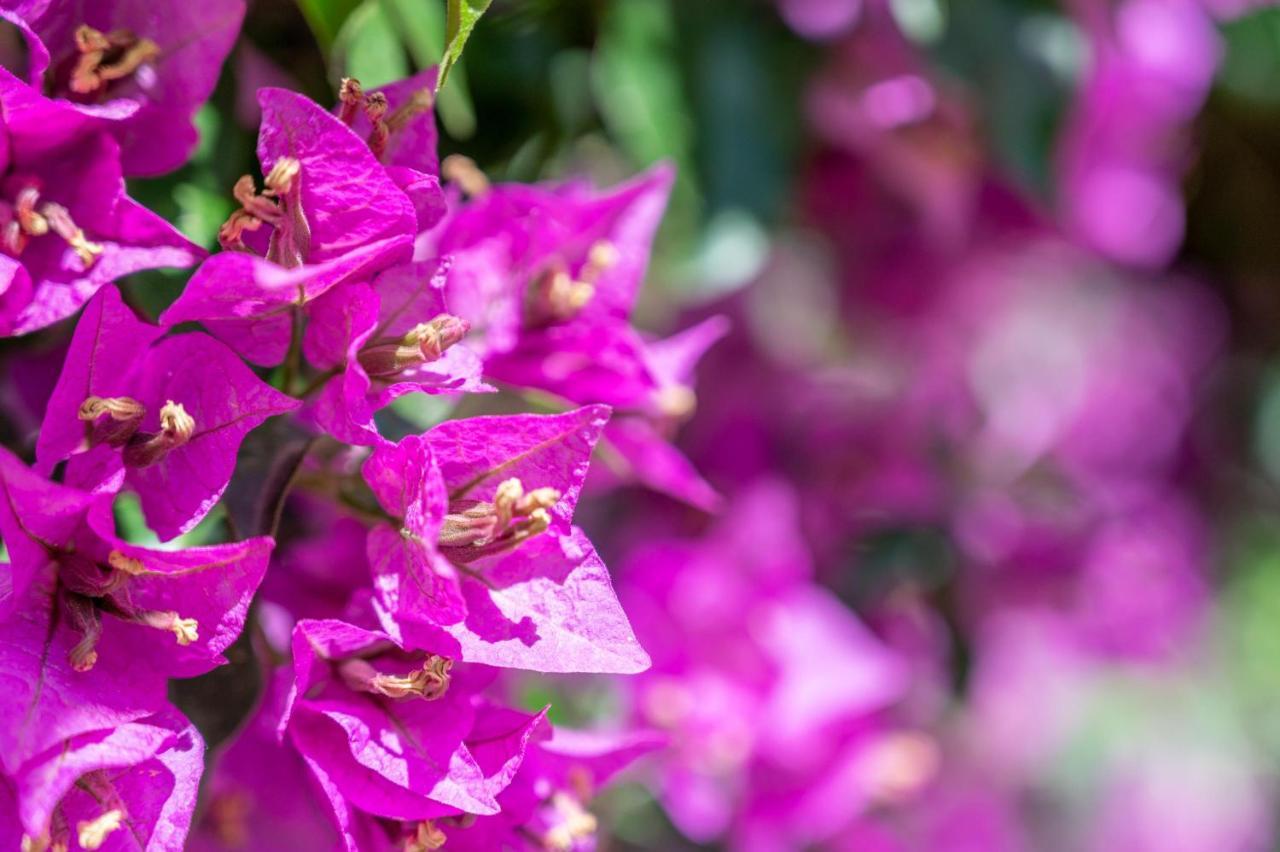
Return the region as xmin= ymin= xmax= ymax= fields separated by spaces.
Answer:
xmin=122 ymin=400 xmax=195 ymax=468
xmin=79 ymin=395 xmax=146 ymax=447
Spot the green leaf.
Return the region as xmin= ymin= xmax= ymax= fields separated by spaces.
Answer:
xmin=438 ymin=0 xmax=492 ymax=90
xmin=295 ymin=0 xmax=363 ymax=52
xmin=384 ymin=0 xmax=477 ymax=137
xmin=333 ymin=0 xmax=411 ymax=89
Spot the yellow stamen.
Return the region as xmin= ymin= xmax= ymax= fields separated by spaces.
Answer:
xmin=543 ymin=792 xmax=597 ymax=851
xmin=441 ymin=154 xmax=490 ymax=198
xmin=106 ymin=550 xmax=147 ymax=576
xmin=159 ymin=400 xmax=195 ymax=444
xmin=78 ymin=396 xmax=144 ymax=423
xmin=404 ymin=819 xmax=447 ymax=851
xmin=170 ymin=617 xmax=199 ymax=646
xmin=76 ymin=809 xmax=123 ymax=851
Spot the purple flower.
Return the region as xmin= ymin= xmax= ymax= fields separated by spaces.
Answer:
xmin=360 ymin=406 xmax=650 ymax=673
xmin=300 ymin=257 xmax=490 ymax=447
xmin=190 ymin=666 xmax=340 ymax=851
xmin=283 ymin=619 xmax=545 ymax=847
xmin=334 ymin=70 xmax=446 ymax=232
xmin=1058 ymin=0 xmax=1221 ymax=267
xmin=160 ymin=88 xmax=417 ymax=366
xmin=1 ymin=707 xmax=203 ymax=852
xmin=0 ymin=71 xmax=202 ymax=336
xmin=427 ymin=164 xmax=672 ymax=383
xmin=36 ymin=285 xmax=300 ymax=540
xmin=591 ymin=315 xmax=730 ymax=512
xmin=1 ymin=0 xmax=246 ymax=175
xmin=0 ymin=445 xmax=271 ymax=771
xmin=621 ymin=481 xmax=911 ymax=846
xmin=441 ymin=723 xmax=663 ymax=851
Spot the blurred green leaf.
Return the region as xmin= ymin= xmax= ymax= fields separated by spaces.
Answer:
xmin=1218 ymin=9 xmax=1280 ymax=106
xmin=439 ymin=0 xmax=493 ymax=90
xmin=387 ymin=393 xmax=459 ymax=430
xmin=174 ymin=184 xmax=236 ymax=249
xmin=114 ymin=493 xmax=225 ymax=550
xmin=333 ymin=0 xmax=411 ymax=88
xmin=295 ymin=0 xmax=363 ymax=52
xmin=385 ymin=0 xmax=444 ymax=66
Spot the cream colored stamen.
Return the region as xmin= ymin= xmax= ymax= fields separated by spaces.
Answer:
xmin=403 ymin=820 xmax=447 ymax=851
xmin=439 ymin=478 xmax=560 ymax=551
xmin=107 ymin=550 xmax=147 ymax=576
xmin=76 ymin=810 xmax=123 ymax=851
xmin=340 ymin=655 xmax=453 ymax=700
xmin=441 ymin=154 xmax=490 ymax=198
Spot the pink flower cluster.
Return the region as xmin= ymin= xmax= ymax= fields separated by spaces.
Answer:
xmin=0 ymin=2 xmax=727 ymax=849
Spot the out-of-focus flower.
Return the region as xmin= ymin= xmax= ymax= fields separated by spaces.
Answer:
xmin=1058 ymin=0 xmax=1221 ymax=268
xmin=621 ymin=481 xmax=916 ymax=847
xmin=0 ymin=0 xmax=245 ymax=175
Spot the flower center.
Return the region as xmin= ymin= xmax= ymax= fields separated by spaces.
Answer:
xmin=541 ymin=791 xmax=599 ymax=852
xmin=356 ymin=314 xmax=470 ymax=378
xmin=441 ymin=154 xmax=490 ymax=198
xmin=525 ymin=241 xmax=617 ymax=327
xmin=338 ymin=654 xmax=453 ymax=700
xmin=218 ymin=157 xmax=310 ymax=268
xmin=60 ymin=553 xmax=200 ymax=672
xmin=402 ymin=820 xmax=447 ymax=852
xmin=439 ymin=477 xmax=560 ymax=560
xmin=75 ymin=809 xmax=124 ymax=851
xmin=64 ymin=25 xmax=158 ymax=102
xmin=0 ymin=177 xmax=103 ymax=268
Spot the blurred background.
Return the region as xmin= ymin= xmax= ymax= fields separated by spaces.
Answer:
xmin=114 ymin=0 xmax=1280 ymax=848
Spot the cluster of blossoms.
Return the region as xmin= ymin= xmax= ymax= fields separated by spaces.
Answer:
xmin=0 ymin=2 xmax=738 ymax=849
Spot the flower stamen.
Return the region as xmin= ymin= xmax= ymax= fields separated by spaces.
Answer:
xmin=121 ymin=400 xmax=195 ymax=468
xmin=135 ymin=610 xmax=199 ymax=646
xmin=403 ymin=820 xmax=447 ymax=852
xmin=79 ymin=396 xmax=146 ymax=447
xmin=339 ymin=654 xmax=453 ymax=700
xmin=440 ymin=478 xmax=559 ymax=556
xmin=441 ymin=154 xmax=490 ymax=198
xmin=70 ymin=26 xmax=158 ymax=98
xmin=75 ymin=809 xmax=124 ymax=851
xmin=357 ymin=314 xmax=470 ymax=378
xmin=64 ymin=594 xmax=102 ymax=673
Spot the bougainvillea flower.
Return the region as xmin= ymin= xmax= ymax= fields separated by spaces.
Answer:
xmin=283 ymin=619 xmax=546 ymax=847
xmin=620 ymin=481 xmax=910 ymax=844
xmin=429 ymin=163 xmax=673 ymax=370
xmin=0 ymin=71 xmax=202 ymax=336
xmin=191 ymin=667 xmax=341 ymax=851
xmin=777 ymin=0 xmax=862 ymax=39
xmin=160 ymin=88 xmax=416 ymax=366
xmin=591 ymin=315 xmax=729 ymax=511
xmin=301 ymin=258 xmax=490 ymax=446
xmin=1058 ymin=0 xmax=1221 ymax=267
xmin=0 ymin=445 xmax=271 ymax=771
xmin=442 ymin=721 xmax=664 ymax=851
xmin=0 ymin=0 xmax=246 ymax=175
xmin=360 ymin=405 xmax=650 ymax=673
xmin=37 ymin=285 xmax=300 ymax=539
xmin=3 ymin=707 xmax=202 ymax=852
xmin=334 ymin=69 xmax=446 ymax=231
